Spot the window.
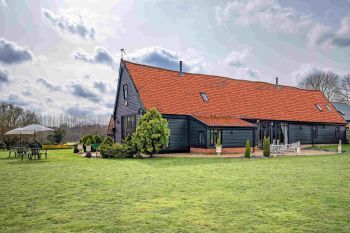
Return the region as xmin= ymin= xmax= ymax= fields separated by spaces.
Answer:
xmin=315 ymin=104 xmax=323 ymax=111
xmin=335 ymin=127 xmax=340 ymax=139
xmin=200 ymin=92 xmax=209 ymax=102
xmin=198 ymin=131 xmax=205 ymax=145
xmin=325 ymin=105 xmax=332 ymax=111
xmin=121 ymin=114 xmax=136 ymax=140
xmin=123 ymin=84 xmax=128 ymax=100
xmin=339 ymin=110 xmax=345 ymax=115
xmin=210 ymin=129 xmax=222 ymax=145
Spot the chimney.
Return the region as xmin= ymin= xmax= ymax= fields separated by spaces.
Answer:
xmin=275 ymin=77 xmax=279 ymax=87
xmin=179 ymin=61 xmax=183 ymax=77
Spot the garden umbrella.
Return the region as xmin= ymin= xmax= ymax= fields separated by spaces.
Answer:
xmin=5 ymin=127 xmax=34 ymax=144
xmin=21 ymin=124 xmax=54 ymax=140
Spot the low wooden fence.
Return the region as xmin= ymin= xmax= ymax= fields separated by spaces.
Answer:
xmin=270 ymin=141 xmax=300 ymax=155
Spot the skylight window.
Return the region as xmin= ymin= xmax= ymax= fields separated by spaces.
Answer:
xmin=325 ymin=105 xmax=332 ymax=111
xmin=315 ymin=104 xmax=323 ymax=111
xmin=339 ymin=110 xmax=345 ymax=115
xmin=200 ymin=92 xmax=209 ymax=102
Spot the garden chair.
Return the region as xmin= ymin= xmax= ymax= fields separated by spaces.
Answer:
xmin=8 ymin=147 xmax=17 ymax=158
xmin=16 ymin=147 xmax=28 ymax=160
xmin=29 ymin=148 xmax=40 ymax=160
xmin=29 ymin=148 xmax=48 ymax=160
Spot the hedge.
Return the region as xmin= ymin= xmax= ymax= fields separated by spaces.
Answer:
xmin=42 ymin=144 xmax=73 ymax=150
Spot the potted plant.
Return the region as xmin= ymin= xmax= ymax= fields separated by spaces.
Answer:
xmin=337 ymin=140 xmax=342 ymax=154
xmin=77 ymin=138 xmax=83 ymax=154
xmin=215 ymin=135 xmax=222 ymax=156
xmin=85 ymin=138 xmax=92 ymax=158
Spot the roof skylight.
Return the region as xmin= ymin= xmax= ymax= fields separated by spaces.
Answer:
xmin=339 ymin=110 xmax=345 ymax=115
xmin=325 ymin=105 xmax=332 ymax=111
xmin=200 ymin=92 xmax=209 ymax=102
xmin=315 ymin=104 xmax=323 ymax=111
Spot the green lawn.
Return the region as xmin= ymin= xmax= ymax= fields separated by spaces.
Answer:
xmin=306 ymin=144 xmax=350 ymax=152
xmin=0 ymin=150 xmax=349 ymax=232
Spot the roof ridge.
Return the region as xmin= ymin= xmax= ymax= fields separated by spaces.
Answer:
xmin=122 ymin=59 xmax=323 ymax=93
xmin=192 ymin=114 xmax=244 ymax=119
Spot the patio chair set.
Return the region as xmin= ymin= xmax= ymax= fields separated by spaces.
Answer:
xmin=9 ymin=146 xmax=48 ymax=160
xmin=5 ymin=124 xmax=54 ymax=160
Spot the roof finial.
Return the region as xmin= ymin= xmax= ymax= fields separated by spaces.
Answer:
xmin=120 ymin=48 xmax=127 ymax=59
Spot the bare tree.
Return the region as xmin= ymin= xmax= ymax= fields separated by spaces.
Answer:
xmin=298 ymin=71 xmax=341 ymax=101
xmin=337 ymin=73 xmax=350 ymax=104
xmin=0 ymin=103 xmax=39 ymax=149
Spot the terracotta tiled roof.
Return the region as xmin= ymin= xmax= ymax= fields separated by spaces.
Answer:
xmin=123 ymin=60 xmax=345 ymax=124
xmin=193 ymin=115 xmax=254 ymax=127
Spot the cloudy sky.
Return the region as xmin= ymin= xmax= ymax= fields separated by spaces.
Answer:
xmin=0 ymin=0 xmax=350 ymax=115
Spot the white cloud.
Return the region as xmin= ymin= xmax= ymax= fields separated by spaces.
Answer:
xmin=128 ymin=46 xmax=209 ymax=73
xmin=42 ymin=8 xmax=96 ymax=40
xmin=0 ymin=0 xmax=7 ymax=7
xmin=307 ymin=16 xmax=350 ymax=48
xmin=216 ymin=0 xmax=350 ymax=48
xmin=232 ymin=66 xmax=259 ymax=80
xmin=0 ymin=38 xmax=33 ymax=64
xmin=42 ymin=8 xmax=120 ymax=42
xmin=74 ymin=47 xmax=116 ymax=69
xmin=222 ymin=47 xmax=251 ymax=67
xmin=216 ymin=0 xmax=312 ymax=34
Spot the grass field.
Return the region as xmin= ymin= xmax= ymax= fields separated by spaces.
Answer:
xmin=0 ymin=149 xmax=349 ymax=232
xmin=306 ymin=144 xmax=350 ymax=152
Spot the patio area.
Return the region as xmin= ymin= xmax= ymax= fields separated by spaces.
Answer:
xmin=154 ymin=147 xmax=337 ymax=158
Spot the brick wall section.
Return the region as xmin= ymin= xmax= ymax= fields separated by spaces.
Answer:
xmin=190 ymin=147 xmax=258 ymax=154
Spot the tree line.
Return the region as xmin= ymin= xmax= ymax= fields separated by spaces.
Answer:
xmin=0 ymin=102 xmax=109 ymax=149
xmin=298 ymin=71 xmax=350 ymax=103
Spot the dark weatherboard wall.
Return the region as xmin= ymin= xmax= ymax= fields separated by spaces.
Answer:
xmin=206 ymin=128 xmax=256 ymax=149
xmin=288 ymin=123 xmax=345 ymax=144
xmin=162 ymin=115 xmax=189 ymax=152
xmin=114 ymin=62 xmax=143 ymax=143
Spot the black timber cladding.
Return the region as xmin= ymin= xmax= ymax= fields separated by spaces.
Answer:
xmin=114 ymin=62 xmax=143 ymax=143
xmin=288 ymin=123 xmax=345 ymax=144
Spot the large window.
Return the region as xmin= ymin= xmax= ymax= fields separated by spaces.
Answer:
xmin=122 ymin=114 xmax=136 ymax=140
xmin=198 ymin=131 xmax=205 ymax=145
xmin=210 ymin=129 xmax=222 ymax=145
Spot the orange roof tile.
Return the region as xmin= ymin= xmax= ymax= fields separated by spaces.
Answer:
xmin=123 ymin=60 xmax=345 ymax=125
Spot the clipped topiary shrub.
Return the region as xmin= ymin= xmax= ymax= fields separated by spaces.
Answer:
xmin=245 ymin=140 xmax=251 ymax=158
xmin=132 ymin=108 xmax=170 ymax=158
xmin=123 ymin=135 xmax=138 ymax=157
xmin=263 ymin=137 xmax=270 ymax=157
xmin=82 ymin=134 xmax=96 ymax=145
xmin=100 ymin=137 xmax=114 ymax=158
xmin=94 ymin=135 xmax=104 ymax=144
xmin=100 ymin=143 xmax=132 ymax=158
